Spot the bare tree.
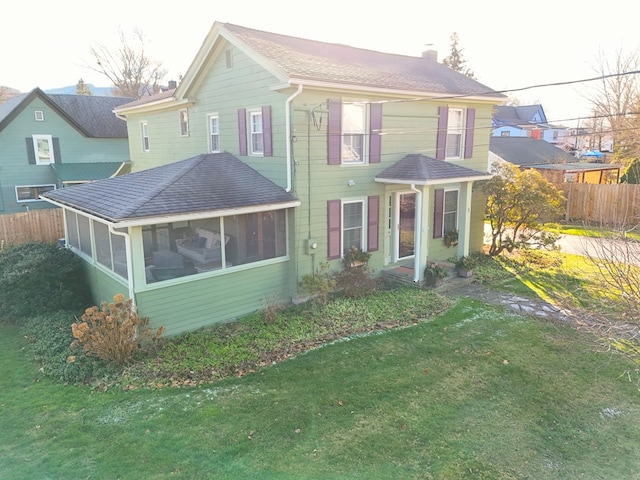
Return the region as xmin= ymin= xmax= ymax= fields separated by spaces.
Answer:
xmin=583 ymin=46 xmax=640 ymax=168
xmin=86 ymin=28 xmax=166 ymax=99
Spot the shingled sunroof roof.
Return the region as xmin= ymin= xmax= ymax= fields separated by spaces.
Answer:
xmin=43 ymin=153 xmax=299 ymax=224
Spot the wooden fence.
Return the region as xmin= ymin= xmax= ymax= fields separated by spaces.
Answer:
xmin=0 ymin=209 xmax=64 ymax=247
xmin=559 ymin=183 xmax=640 ymax=226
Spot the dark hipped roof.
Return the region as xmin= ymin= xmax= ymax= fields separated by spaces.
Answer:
xmin=375 ymin=154 xmax=491 ymax=185
xmin=0 ymin=88 xmax=134 ymax=137
xmin=489 ymin=137 xmax=577 ymax=166
xmin=51 ymin=162 xmax=130 ymax=183
xmin=42 ymin=153 xmax=299 ymax=224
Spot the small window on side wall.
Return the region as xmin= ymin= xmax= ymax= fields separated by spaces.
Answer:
xmin=141 ymin=122 xmax=149 ymax=151
xmin=179 ymin=109 xmax=189 ymax=136
xmin=34 ymin=110 xmax=44 ymax=121
xmin=15 ymin=184 xmax=55 ymax=202
xmin=32 ymin=135 xmax=54 ymax=164
xmin=209 ymin=114 xmax=220 ymax=152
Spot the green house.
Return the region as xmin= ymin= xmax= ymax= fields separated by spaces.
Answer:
xmin=43 ymin=22 xmax=505 ymax=336
xmin=0 ymin=88 xmax=133 ymax=214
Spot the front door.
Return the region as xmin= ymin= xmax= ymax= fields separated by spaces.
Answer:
xmin=396 ymin=192 xmax=416 ymax=260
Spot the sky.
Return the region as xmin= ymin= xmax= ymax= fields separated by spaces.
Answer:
xmin=3 ymin=1 xmax=640 ymax=128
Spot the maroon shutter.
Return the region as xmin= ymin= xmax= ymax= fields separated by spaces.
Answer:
xmin=262 ymin=105 xmax=272 ymax=157
xmin=327 ymin=199 xmax=341 ymax=259
xmin=436 ymin=106 xmax=448 ymax=160
xmin=367 ymin=195 xmax=380 ymax=252
xmin=237 ymin=108 xmax=247 ymax=156
xmin=26 ymin=138 xmax=36 ymax=164
xmin=369 ymin=103 xmax=382 ymax=164
xmin=464 ymin=108 xmax=475 ymax=158
xmin=327 ymin=99 xmax=341 ymax=165
xmin=433 ymin=189 xmax=444 ymax=238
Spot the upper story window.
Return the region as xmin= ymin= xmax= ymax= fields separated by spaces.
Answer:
xmin=250 ymin=111 xmax=263 ymax=155
xmin=436 ymin=106 xmax=475 ymax=160
xmin=341 ymin=103 xmax=367 ymax=164
xmin=32 ymin=135 xmax=54 ymax=164
xmin=209 ymin=114 xmax=220 ymax=152
xmin=179 ymin=109 xmax=189 ymax=136
xmin=141 ymin=122 xmax=149 ymax=151
xmin=327 ymin=100 xmax=382 ymax=165
xmin=34 ymin=110 xmax=44 ymax=121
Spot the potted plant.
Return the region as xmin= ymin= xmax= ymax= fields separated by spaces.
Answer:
xmin=455 ymin=255 xmax=475 ymax=278
xmin=443 ymin=229 xmax=459 ymax=248
xmin=343 ymin=246 xmax=371 ymax=268
xmin=424 ymin=262 xmax=447 ymax=288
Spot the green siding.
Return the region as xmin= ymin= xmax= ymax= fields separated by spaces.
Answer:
xmin=0 ymin=97 xmax=129 ymax=213
xmin=136 ymin=261 xmax=290 ymax=336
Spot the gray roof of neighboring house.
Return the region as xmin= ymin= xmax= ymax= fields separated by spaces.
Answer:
xmin=42 ymin=152 xmax=300 ymax=224
xmin=51 ymin=162 xmax=130 ymax=183
xmin=375 ymin=154 xmax=491 ymax=185
xmin=0 ymin=88 xmax=133 ymax=137
xmin=489 ymin=136 xmax=577 ymax=166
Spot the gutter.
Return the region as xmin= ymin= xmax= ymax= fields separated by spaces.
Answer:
xmin=285 ymin=84 xmax=304 ymax=192
xmin=410 ymin=184 xmax=423 ymax=283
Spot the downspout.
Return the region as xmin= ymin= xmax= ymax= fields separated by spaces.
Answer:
xmin=410 ymin=184 xmax=423 ymax=283
xmin=285 ymin=83 xmax=304 ymax=192
xmin=108 ymin=225 xmax=136 ymax=309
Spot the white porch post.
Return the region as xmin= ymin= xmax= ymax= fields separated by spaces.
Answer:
xmin=458 ymin=181 xmax=473 ymax=258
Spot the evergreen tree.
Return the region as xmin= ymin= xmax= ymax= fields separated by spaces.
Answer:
xmin=620 ymin=157 xmax=640 ymax=183
xmin=442 ymin=32 xmax=476 ymax=79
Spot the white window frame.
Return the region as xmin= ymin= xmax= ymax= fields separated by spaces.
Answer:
xmin=34 ymin=110 xmax=44 ymax=121
xmin=443 ymin=189 xmax=459 ymax=234
xmin=341 ymin=199 xmax=366 ymax=256
xmin=179 ymin=109 xmax=189 ymax=136
xmin=141 ymin=122 xmax=149 ymax=151
xmin=341 ymin=103 xmax=367 ymax=165
xmin=446 ymin=108 xmax=464 ymax=159
xmin=15 ymin=184 xmax=56 ymax=202
xmin=208 ymin=114 xmax=220 ymax=153
xmin=32 ymin=134 xmax=54 ymax=165
xmin=250 ymin=110 xmax=264 ymax=155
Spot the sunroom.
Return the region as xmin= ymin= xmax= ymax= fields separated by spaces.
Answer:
xmin=42 ymin=153 xmax=300 ymax=335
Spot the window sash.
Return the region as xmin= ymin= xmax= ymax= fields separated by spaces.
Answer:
xmin=209 ymin=115 xmax=220 ymax=152
xmin=250 ymin=111 xmax=263 ymax=155
xmin=342 ymin=104 xmax=366 ymax=164
xmin=446 ymin=109 xmax=464 ymax=159
xmin=179 ymin=109 xmax=189 ymax=136
xmin=342 ymin=200 xmax=364 ymax=254
xmin=141 ymin=122 xmax=149 ymax=151
xmin=443 ymin=190 xmax=459 ymax=233
xmin=15 ymin=184 xmax=55 ymax=201
xmin=32 ymin=135 xmax=54 ymax=164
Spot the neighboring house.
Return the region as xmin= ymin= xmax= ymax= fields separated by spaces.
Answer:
xmin=565 ymin=126 xmax=614 ymax=155
xmin=43 ymin=22 xmax=505 ymax=336
xmin=0 ymin=88 xmax=133 ymax=214
xmin=492 ymin=104 xmax=567 ymax=146
xmin=489 ymin=136 xmax=620 ymax=184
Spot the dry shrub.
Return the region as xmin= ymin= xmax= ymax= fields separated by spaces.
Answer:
xmin=72 ymin=294 xmax=165 ymax=365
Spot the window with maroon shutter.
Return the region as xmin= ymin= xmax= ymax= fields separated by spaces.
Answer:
xmin=327 ymin=199 xmax=341 ymax=259
xmin=433 ymin=189 xmax=444 ymax=238
xmin=237 ymin=108 xmax=247 ymax=156
xmin=367 ymin=195 xmax=379 ymax=251
xmin=464 ymin=108 xmax=475 ymax=158
xmin=369 ymin=103 xmax=382 ymax=164
xmin=262 ymin=105 xmax=272 ymax=157
xmin=436 ymin=106 xmax=448 ymax=160
xmin=327 ymin=100 xmax=341 ymax=164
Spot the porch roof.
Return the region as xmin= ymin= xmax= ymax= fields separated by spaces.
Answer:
xmin=374 ymin=154 xmax=492 ymax=185
xmin=42 ymin=153 xmax=300 ymax=225
xmin=51 ymin=162 xmax=130 ymax=184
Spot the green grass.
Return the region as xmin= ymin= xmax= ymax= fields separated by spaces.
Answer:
xmin=552 ymin=222 xmax=640 ymax=241
xmin=3 ymin=296 xmax=640 ymax=479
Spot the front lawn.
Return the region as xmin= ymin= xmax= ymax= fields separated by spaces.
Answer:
xmin=2 ymin=295 xmax=640 ymax=479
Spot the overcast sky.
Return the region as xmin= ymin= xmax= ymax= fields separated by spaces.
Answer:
xmin=3 ymin=0 xmax=639 ymax=128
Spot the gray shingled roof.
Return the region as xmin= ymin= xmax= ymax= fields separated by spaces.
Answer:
xmin=489 ymin=137 xmax=577 ymax=166
xmin=51 ymin=162 xmax=130 ymax=183
xmin=0 ymin=88 xmax=134 ymax=137
xmin=223 ymin=23 xmax=501 ymax=97
xmin=47 ymin=94 xmax=134 ymax=137
xmin=375 ymin=154 xmax=491 ymax=185
xmin=42 ymin=152 xmax=299 ymax=223
xmin=492 ymin=105 xmax=548 ymax=127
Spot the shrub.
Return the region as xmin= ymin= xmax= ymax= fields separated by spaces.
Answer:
xmin=334 ymin=264 xmax=377 ymax=298
xmin=72 ymin=294 xmax=165 ymax=365
xmin=299 ymin=261 xmax=337 ymax=304
xmin=21 ymin=311 xmax=120 ymax=385
xmin=0 ymin=241 xmax=92 ymax=323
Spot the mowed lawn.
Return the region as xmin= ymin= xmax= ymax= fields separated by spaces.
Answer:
xmin=2 ymin=297 xmax=640 ymax=479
